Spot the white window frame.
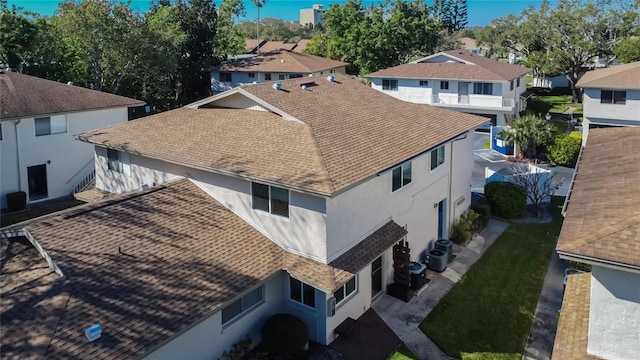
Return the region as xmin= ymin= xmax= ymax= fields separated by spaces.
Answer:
xmin=391 ymin=161 xmax=412 ymax=192
xmin=106 ymin=148 xmax=131 ymax=175
xmin=289 ymin=277 xmax=316 ymax=309
xmin=34 ymin=115 xmax=67 ymax=137
xmin=473 ymin=82 xmax=493 ymax=95
xmin=430 ymin=145 xmax=445 ymax=170
xmin=251 ymin=182 xmax=290 ymax=218
xmin=221 ymin=285 xmax=264 ymax=326
xmin=333 ymin=276 xmax=357 ymax=306
xmin=440 ymin=81 xmax=449 ymax=90
xmin=382 ymin=79 xmax=398 ymax=91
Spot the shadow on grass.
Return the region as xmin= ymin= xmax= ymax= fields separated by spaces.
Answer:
xmin=386 ymin=343 xmax=418 ymax=360
xmin=419 ymin=197 xmax=566 ymax=360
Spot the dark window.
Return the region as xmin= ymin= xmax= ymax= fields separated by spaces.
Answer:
xmin=431 ymin=145 xmax=445 ymax=170
xmin=440 ymin=81 xmax=449 ymax=90
xmin=419 ymin=80 xmax=429 ymax=86
xmin=264 ymin=73 xmax=272 ymax=81
xmin=392 ymin=161 xmax=412 ymax=192
xmin=290 ymin=277 xmax=315 ymax=308
xmin=382 ymin=79 xmax=398 ymax=91
xmin=333 ymin=276 xmax=356 ymax=305
xmin=289 ymin=74 xmax=303 ymax=79
xmin=252 ymin=183 xmax=289 ymax=218
xmin=248 ymin=72 xmax=255 ymax=78
xmin=601 ymin=90 xmax=626 ymax=104
xmin=517 ymin=77 xmax=521 ymax=87
xmin=0 ymin=123 xmax=3 ymax=141
xmin=510 ymin=80 xmax=514 ymax=91
xmin=221 ymin=286 xmax=263 ymax=325
xmin=107 ymin=149 xmax=123 ymax=173
xmin=35 ymin=117 xmax=51 ymax=136
xmin=220 ymin=72 xmax=232 ymax=82
xmin=278 ymin=74 xmax=285 ymax=80
xmin=473 ymin=83 xmax=493 ymax=95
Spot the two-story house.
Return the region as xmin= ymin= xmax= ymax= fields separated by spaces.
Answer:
xmin=0 ymin=70 xmax=144 ymax=209
xmin=366 ymin=49 xmax=531 ymax=127
xmin=576 ymin=61 xmax=640 ymax=144
xmin=1 ymin=74 xmax=486 ymax=359
xmin=553 ymin=127 xmax=640 ymax=360
xmin=211 ymin=49 xmax=348 ymax=93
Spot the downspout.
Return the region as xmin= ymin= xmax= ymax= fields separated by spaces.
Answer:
xmin=13 ymin=120 xmax=21 ymax=191
xmin=447 ymin=133 xmax=468 ymax=237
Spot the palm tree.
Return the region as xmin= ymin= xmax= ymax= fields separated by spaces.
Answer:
xmin=251 ymin=0 xmax=267 ymax=53
xmin=499 ymin=114 xmax=555 ymax=159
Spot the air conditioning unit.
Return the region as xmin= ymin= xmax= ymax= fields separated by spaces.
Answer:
xmin=427 ymin=249 xmax=447 ymax=272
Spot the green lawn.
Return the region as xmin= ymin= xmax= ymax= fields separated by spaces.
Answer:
xmin=528 ymin=95 xmax=583 ymax=117
xmin=387 ymin=344 xmax=418 ymax=360
xmin=419 ymin=197 xmax=565 ymax=360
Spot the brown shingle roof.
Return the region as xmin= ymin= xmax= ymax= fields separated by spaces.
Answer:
xmin=1 ymin=179 xmax=405 ymax=359
xmin=367 ymin=49 xmax=530 ymax=81
xmin=80 ymin=74 xmax=487 ymax=195
xmin=552 ymin=273 xmax=596 ymax=360
xmin=256 ymin=41 xmax=297 ymax=53
xmin=215 ymin=49 xmax=348 ymax=74
xmin=292 ymin=39 xmax=311 ymax=53
xmin=557 ymin=127 xmax=640 ymax=268
xmin=576 ymin=62 xmax=640 ymax=90
xmin=0 ymin=71 xmax=144 ymax=120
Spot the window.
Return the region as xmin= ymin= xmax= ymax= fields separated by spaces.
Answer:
xmin=419 ymin=80 xmax=429 ymax=86
xmin=264 ymin=73 xmax=272 ymax=81
xmin=510 ymin=80 xmax=514 ymax=91
xmin=278 ymin=74 xmax=285 ymax=80
xmin=248 ymin=72 xmax=255 ymax=78
xmin=601 ymin=90 xmax=626 ymax=104
xmin=440 ymin=81 xmax=449 ymax=90
xmin=290 ymin=277 xmax=315 ymax=308
xmin=252 ymin=183 xmax=289 ymax=218
xmin=391 ymin=161 xmax=412 ymax=192
xmin=430 ymin=145 xmax=445 ymax=170
xmin=222 ymin=286 xmax=263 ymax=325
xmin=517 ymin=77 xmax=521 ymax=87
xmin=473 ymin=82 xmax=493 ymax=95
xmin=107 ymin=148 xmax=130 ymax=175
xmin=289 ymin=74 xmax=303 ymax=79
xmin=382 ymin=79 xmax=398 ymax=91
xmin=35 ymin=116 xmax=66 ymax=136
xmin=333 ymin=276 xmax=356 ymax=305
xmin=220 ymin=72 xmax=232 ymax=82
xmin=0 ymin=123 xmax=2 ymax=141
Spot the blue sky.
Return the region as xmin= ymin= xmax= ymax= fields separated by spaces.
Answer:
xmin=9 ymin=0 xmax=547 ymax=27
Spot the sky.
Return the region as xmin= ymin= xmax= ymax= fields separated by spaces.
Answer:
xmin=8 ymin=0 xmax=549 ymax=27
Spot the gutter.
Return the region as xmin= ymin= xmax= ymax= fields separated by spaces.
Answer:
xmin=556 ymin=250 xmax=640 ymax=274
xmin=13 ymin=119 xmax=21 ymax=192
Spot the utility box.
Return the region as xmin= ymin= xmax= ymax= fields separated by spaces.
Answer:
xmin=6 ymin=191 xmax=27 ymax=212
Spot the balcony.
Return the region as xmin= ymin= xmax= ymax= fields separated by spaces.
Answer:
xmin=431 ymin=94 xmax=515 ymax=111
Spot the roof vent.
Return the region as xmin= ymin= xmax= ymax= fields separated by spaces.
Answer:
xmin=67 ymin=81 xmax=73 ymax=85
xmin=252 ymin=81 xmax=260 ymax=84
xmin=273 ymin=82 xmax=282 ymax=91
xmin=308 ymin=74 xmax=314 ymax=77
xmin=280 ymin=59 xmax=285 ymax=63
xmin=301 ymin=85 xmax=308 ymax=90
xmin=85 ymin=324 xmax=102 ymax=342
xmin=327 ymin=75 xmax=335 ymax=82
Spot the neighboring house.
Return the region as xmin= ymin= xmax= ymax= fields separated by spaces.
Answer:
xmin=245 ymin=39 xmax=310 ymax=55
xmin=300 ymin=4 xmax=324 ymax=26
xmin=531 ymin=73 xmax=570 ymax=89
xmin=1 ymin=74 xmax=487 ymax=359
xmin=0 ymin=70 xmax=144 ymax=209
xmin=367 ymin=49 xmax=531 ymax=127
xmin=459 ymin=37 xmax=487 ymax=57
xmin=211 ymin=49 xmax=348 ymax=92
xmin=576 ymin=61 xmax=640 ymax=144
xmin=553 ymin=127 xmax=640 ymax=360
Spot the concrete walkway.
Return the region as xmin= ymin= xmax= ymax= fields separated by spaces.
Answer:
xmin=372 ymin=219 xmax=510 ymax=359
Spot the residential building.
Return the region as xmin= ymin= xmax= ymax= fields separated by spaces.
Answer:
xmin=300 ymin=4 xmax=324 ymax=26
xmin=576 ymin=61 xmax=640 ymax=144
xmin=366 ymin=49 xmax=531 ymax=127
xmin=0 ymin=70 xmax=144 ymax=209
xmin=211 ymin=49 xmax=348 ymax=92
xmin=553 ymin=127 xmax=640 ymax=360
xmin=459 ymin=37 xmax=487 ymax=57
xmin=1 ymin=74 xmax=486 ymax=359
xmin=245 ymin=39 xmax=311 ymax=55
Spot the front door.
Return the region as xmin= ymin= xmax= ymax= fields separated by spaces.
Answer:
xmin=27 ymin=164 xmax=48 ymax=201
xmin=371 ymin=256 xmax=382 ymax=298
xmin=437 ymin=199 xmax=447 ymax=239
xmin=458 ymin=82 xmax=469 ymax=104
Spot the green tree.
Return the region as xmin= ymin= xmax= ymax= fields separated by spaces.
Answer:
xmin=498 ymin=114 xmax=555 ymax=159
xmin=0 ymin=2 xmax=38 ymax=71
xmin=614 ymin=37 xmax=640 ymax=63
xmin=215 ymin=0 xmax=246 ymax=59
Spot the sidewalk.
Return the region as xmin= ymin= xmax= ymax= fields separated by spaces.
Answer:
xmin=372 ymin=219 xmax=510 ymax=359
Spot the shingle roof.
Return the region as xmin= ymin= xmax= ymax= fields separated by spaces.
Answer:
xmin=256 ymin=41 xmax=297 ymax=53
xmin=215 ymin=49 xmax=348 ymax=74
xmin=552 ymin=273 xmax=596 ymax=360
xmin=292 ymin=39 xmax=311 ymax=53
xmin=557 ymin=127 xmax=640 ymax=268
xmin=1 ymin=179 xmax=406 ymax=359
xmin=0 ymin=71 xmax=144 ymax=120
xmin=576 ymin=62 xmax=640 ymax=90
xmin=367 ymin=49 xmax=530 ymax=81
xmin=80 ymin=74 xmax=487 ymax=196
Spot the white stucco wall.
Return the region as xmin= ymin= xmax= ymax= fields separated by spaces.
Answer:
xmin=587 ymin=266 xmax=640 ymax=360
xmin=211 ymin=66 xmax=347 ymax=92
xmin=0 ymin=107 xmax=128 ymax=209
xmin=370 ymin=78 xmax=432 ymax=104
xmin=95 ymin=148 xmax=329 ymax=263
xmin=583 ymin=88 xmax=640 ymax=122
xmin=144 ymin=273 xmax=285 ymax=360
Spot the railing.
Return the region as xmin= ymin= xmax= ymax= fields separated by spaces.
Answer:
xmin=72 ymin=169 xmax=96 ymax=194
xmin=431 ymin=94 xmax=515 ymax=109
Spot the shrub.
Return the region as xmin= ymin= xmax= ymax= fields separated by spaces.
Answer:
xmin=470 ymin=203 xmax=491 ymax=229
xmin=262 ymin=314 xmax=309 ymax=358
xmin=547 ymin=132 xmax=581 ymax=167
xmin=451 ymin=210 xmax=480 ymax=245
xmin=484 ymin=182 xmax=526 ymax=219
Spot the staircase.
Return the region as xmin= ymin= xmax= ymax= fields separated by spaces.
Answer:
xmin=72 ymin=169 xmax=96 ymax=195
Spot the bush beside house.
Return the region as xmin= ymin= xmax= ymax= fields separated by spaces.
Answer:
xmin=547 ymin=131 xmax=582 ymax=167
xmin=484 ymin=182 xmax=526 ymax=218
